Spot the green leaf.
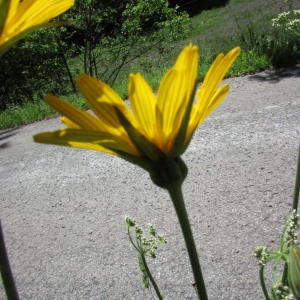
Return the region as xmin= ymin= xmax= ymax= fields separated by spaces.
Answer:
xmin=0 ymin=0 xmax=10 ymax=37
xmin=288 ymin=243 xmax=300 ymax=299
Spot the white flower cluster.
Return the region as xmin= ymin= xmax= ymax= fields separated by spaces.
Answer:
xmin=125 ymin=216 xmax=167 ymax=259
xmin=272 ymin=10 xmax=300 ymax=36
xmin=253 ymin=246 xmax=269 ymax=266
xmin=272 ymin=282 xmax=295 ymax=300
xmin=285 ymin=209 xmax=300 ymax=245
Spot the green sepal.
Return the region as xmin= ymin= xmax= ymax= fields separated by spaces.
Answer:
xmin=168 ymin=79 xmax=197 ymax=158
xmin=115 ymin=107 xmax=166 ymax=163
xmin=147 ymin=156 xmax=188 ymax=190
xmin=109 ymin=149 xmax=149 ymax=170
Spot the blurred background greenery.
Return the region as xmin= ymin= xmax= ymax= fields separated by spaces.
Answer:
xmin=1 ymin=0 xmax=299 ymax=129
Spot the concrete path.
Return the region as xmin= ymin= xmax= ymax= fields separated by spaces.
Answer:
xmin=1 ymin=67 xmax=300 ymax=299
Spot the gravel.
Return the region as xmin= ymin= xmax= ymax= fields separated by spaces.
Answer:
xmin=0 ymin=66 xmax=300 ymax=300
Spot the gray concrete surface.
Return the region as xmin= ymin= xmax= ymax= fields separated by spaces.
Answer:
xmin=0 ymin=67 xmax=300 ymax=300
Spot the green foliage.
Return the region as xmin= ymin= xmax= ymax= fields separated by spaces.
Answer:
xmin=0 ymin=0 xmax=189 ymax=112
xmin=2 ymin=0 xmax=300 ymax=128
xmin=169 ymin=0 xmax=230 ymax=16
xmin=0 ymin=93 xmax=85 ymax=129
xmin=0 ymin=28 xmax=76 ymax=111
xmin=63 ymin=0 xmax=190 ymax=85
xmin=122 ymin=0 xmax=185 ymax=35
xmin=236 ymin=21 xmax=300 ymax=68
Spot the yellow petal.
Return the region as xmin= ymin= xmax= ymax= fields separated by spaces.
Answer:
xmin=198 ymin=84 xmax=230 ymax=125
xmin=185 ymin=84 xmax=230 ymax=147
xmin=0 ymin=0 xmax=74 ymax=46
xmin=75 ymin=74 xmax=138 ymax=137
xmin=183 ymin=48 xmax=240 ymax=152
xmin=33 ymin=129 xmax=139 ymax=156
xmin=192 ymin=47 xmax=240 ymax=126
xmin=168 ymin=81 xmax=197 ymax=158
xmin=61 ymin=117 xmax=80 ymax=129
xmin=7 ymin=0 xmax=73 ymax=28
xmin=156 ymin=69 xmax=189 ymax=152
xmin=156 ymin=45 xmax=199 ymax=152
xmin=5 ymin=0 xmax=19 ymax=24
xmin=174 ymin=44 xmax=199 ymax=100
xmin=0 ymin=0 xmax=73 ymax=56
xmin=174 ymin=43 xmax=198 ymax=78
xmin=45 ymin=95 xmax=106 ymax=131
xmin=129 ymin=73 xmax=157 ymax=140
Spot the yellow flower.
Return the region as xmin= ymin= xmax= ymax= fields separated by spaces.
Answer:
xmin=0 ymin=0 xmax=74 ymax=56
xmin=34 ymin=44 xmax=240 ymax=170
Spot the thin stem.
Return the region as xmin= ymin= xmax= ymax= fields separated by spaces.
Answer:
xmin=127 ymin=226 xmax=140 ymax=252
xmin=292 ymin=144 xmax=300 ymax=212
xmin=273 ymin=255 xmax=282 ymax=283
xmin=0 ymin=220 xmax=19 ymax=300
xmin=259 ymin=265 xmax=271 ymax=300
xmin=139 ymin=253 xmax=163 ymax=300
xmin=167 ymin=184 xmax=208 ymax=300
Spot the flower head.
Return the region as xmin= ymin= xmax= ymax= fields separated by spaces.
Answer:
xmin=0 ymin=0 xmax=74 ymax=56
xmin=34 ymin=45 xmax=240 ymax=172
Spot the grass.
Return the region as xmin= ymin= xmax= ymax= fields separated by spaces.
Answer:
xmin=1 ymin=0 xmax=300 ymax=129
xmin=0 ymin=94 xmax=85 ymax=129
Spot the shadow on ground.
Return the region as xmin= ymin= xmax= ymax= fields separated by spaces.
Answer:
xmin=0 ymin=128 xmax=18 ymax=150
xmin=248 ymin=65 xmax=300 ymax=83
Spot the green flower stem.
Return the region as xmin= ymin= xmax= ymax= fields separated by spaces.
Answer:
xmin=167 ymin=184 xmax=208 ymax=300
xmin=0 ymin=220 xmax=19 ymax=300
xmin=139 ymin=253 xmax=163 ymax=300
xmin=282 ymin=263 xmax=289 ymax=286
xmin=282 ymin=144 xmax=300 ymax=286
xmin=259 ymin=265 xmax=271 ymax=300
